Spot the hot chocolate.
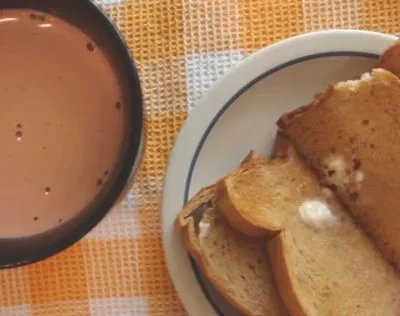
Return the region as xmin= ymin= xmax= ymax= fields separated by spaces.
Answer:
xmin=0 ymin=9 xmax=131 ymax=238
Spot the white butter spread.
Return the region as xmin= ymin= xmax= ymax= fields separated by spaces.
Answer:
xmin=325 ymin=155 xmax=348 ymax=186
xmin=198 ymin=220 xmax=210 ymax=240
xmin=299 ymin=200 xmax=337 ymax=230
xmin=326 ymin=155 xmax=346 ymax=173
xmin=324 ymin=155 xmax=365 ymax=193
xmin=355 ymin=170 xmax=365 ymax=183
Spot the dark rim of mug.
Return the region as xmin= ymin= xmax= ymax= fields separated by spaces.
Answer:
xmin=0 ymin=0 xmax=143 ymax=268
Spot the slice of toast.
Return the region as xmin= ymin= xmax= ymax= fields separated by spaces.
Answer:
xmin=215 ymin=145 xmax=400 ymax=315
xmin=177 ymin=185 xmax=288 ymax=316
xmin=278 ymin=68 xmax=400 ymax=269
xmin=378 ymin=39 xmax=400 ymax=76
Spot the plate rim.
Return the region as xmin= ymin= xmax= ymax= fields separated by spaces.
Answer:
xmin=162 ymin=30 xmax=397 ymax=316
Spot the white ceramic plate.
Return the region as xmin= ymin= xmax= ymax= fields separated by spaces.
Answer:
xmin=162 ymin=30 xmax=397 ymax=316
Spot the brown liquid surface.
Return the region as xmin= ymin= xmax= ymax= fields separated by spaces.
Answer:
xmin=0 ymin=9 xmax=129 ymax=238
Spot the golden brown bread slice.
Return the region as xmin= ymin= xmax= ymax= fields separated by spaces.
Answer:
xmin=216 ymin=147 xmax=322 ymax=238
xmin=378 ymin=39 xmax=400 ymax=76
xmin=215 ymin=145 xmax=400 ymax=316
xmin=177 ymin=185 xmax=288 ymax=316
xmin=278 ymin=68 xmax=400 ymax=269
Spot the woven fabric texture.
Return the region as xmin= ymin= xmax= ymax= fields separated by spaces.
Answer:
xmin=0 ymin=0 xmax=399 ymax=315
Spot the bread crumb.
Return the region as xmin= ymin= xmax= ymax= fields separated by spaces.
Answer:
xmin=336 ymin=80 xmax=360 ymax=92
xmin=355 ymin=170 xmax=365 ymax=183
xmin=360 ymin=72 xmax=373 ymax=83
xmin=335 ymin=72 xmax=372 ymax=92
xmin=326 ymin=155 xmax=346 ymax=172
xmin=298 ymin=200 xmax=337 ymax=230
xmin=324 ymin=156 xmax=365 ymax=193
xmin=198 ymin=220 xmax=210 ymax=240
xmin=324 ymin=155 xmax=349 ymax=185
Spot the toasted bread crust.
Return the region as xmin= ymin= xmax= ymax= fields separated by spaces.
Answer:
xmin=378 ymin=39 xmax=400 ymax=76
xmin=277 ymin=87 xmax=332 ymax=130
xmin=176 ymin=185 xmax=215 ymax=229
xmin=268 ymin=232 xmax=308 ymax=316
xmin=216 ymin=151 xmax=280 ymax=237
xmin=179 ymin=194 xmax=258 ymax=315
xmin=181 ymin=215 xmax=258 ymax=316
xmin=178 ymin=186 xmax=288 ymax=316
xmin=216 ymin=146 xmax=318 ymax=237
xmin=215 ymin=176 xmax=271 ymax=237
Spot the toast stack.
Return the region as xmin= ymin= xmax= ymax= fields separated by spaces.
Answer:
xmin=216 ymin=143 xmax=400 ymax=315
xmin=175 ymin=40 xmax=400 ymax=315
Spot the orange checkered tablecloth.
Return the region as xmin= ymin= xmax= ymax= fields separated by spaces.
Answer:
xmin=0 ymin=0 xmax=399 ymax=315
